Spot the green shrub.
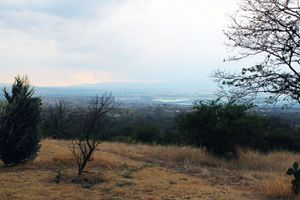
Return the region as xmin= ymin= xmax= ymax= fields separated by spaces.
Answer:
xmin=159 ymin=129 xmax=184 ymax=145
xmin=0 ymin=76 xmax=42 ymax=165
xmin=134 ymin=125 xmax=161 ymax=144
xmin=176 ymin=100 xmax=265 ymax=158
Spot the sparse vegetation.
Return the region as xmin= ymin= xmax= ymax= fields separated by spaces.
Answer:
xmin=70 ymin=94 xmax=116 ymax=176
xmin=2 ymin=77 xmax=298 ymax=199
xmin=2 ymin=0 xmax=300 ymax=199
xmin=0 ymin=139 xmax=298 ymax=199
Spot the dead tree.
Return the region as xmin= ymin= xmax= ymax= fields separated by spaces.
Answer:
xmin=213 ymin=0 xmax=300 ymax=104
xmin=70 ymin=93 xmax=116 ymax=176
xmin=48 ymin=100 xmax=71 ymax=138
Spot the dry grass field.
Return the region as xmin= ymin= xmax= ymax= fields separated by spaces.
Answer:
xmin=0 ymin=139 xmax=299 ymax=200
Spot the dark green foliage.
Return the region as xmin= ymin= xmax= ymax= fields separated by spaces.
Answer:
xmin=176 ymin=100 xmax=265 ymax=158
xmin=111 ymin=125 xmax=136 ymax=143
xmin=287 ymin=162 xmax=300 ymax=194
xmin=263 ymin=134 xmax=300 ymax=152
xmin=0 ymin=76 xmax=42 ymax=165
xmin=159 ymin=129 xmax=184 ymax=145
xmin=134 ymin=125 xmax=161 ymax=144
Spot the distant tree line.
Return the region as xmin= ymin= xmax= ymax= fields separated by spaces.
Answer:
xmin=41 ymin=98 xmax=300 ymax=158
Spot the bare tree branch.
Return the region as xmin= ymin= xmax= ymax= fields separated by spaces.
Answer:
xmin=214 ymin=0 xmax=300 ymax=104
xmin=70 ymin=92 xmax=117 ymax=176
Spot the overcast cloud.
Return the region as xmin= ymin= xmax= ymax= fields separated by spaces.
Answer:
xmin=0 ymin=0 xmax=240 ymax=87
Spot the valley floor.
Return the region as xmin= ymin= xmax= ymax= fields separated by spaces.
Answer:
xmin=0 ymin=140 xmax=298 ymax=200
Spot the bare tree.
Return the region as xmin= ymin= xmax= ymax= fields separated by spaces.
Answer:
xmin=48 ymin=100 xmax=71 ymax=138
xmin=214 ymin=0 xmax=300 ymax=104
xmin=70 ymin=93 xmax=116 ymax=176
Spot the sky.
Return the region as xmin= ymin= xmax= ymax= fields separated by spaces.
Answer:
xmin=0 ymin=0 xmax=241 ymax=87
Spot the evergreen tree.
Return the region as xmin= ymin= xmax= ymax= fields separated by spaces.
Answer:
xmin=0 ymin=76 xmax=42 ymax=165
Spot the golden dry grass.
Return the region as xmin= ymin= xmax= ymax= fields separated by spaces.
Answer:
xmin=260 ymin=175 xmax=294 ymax=199
xmin=0 ymin=139 xmax=299 ymax=199
xmin=101 ymin=142 xmax=300 ymax=171
xmin=101 ymin=142 xmax=300 ymax=199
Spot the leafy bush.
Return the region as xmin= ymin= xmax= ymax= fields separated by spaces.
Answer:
xmin=176 ymin=100 xmax=265 ymax=158
xmin=134 ymin=125 xmax=161 ymax=144
xmin=0 ymin=76 xmax=42 ymax=165
xmin=159 ymin=129 xmax=184 ymax=145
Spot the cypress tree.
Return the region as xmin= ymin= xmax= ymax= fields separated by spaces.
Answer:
xmin=0 ymin=76 xmax=42 ymax=165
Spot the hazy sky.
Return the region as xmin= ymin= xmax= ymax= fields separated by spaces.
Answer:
xmin=0 ymin=0 xmax=241 ymax=87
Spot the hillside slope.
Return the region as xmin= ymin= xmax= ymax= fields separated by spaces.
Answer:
xmin=0 ymin=140 xmax=297 ymax=200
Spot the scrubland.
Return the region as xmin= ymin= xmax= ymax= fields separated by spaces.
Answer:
xmin=0 ymin=139 xmax=299 ymax=200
